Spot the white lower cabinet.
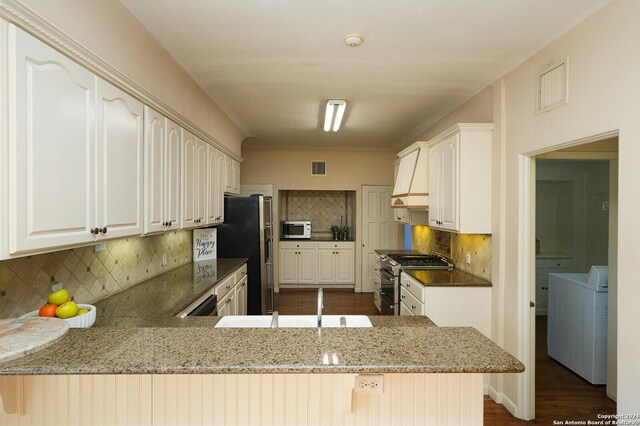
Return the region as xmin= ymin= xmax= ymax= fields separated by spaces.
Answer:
xmin=535 ymin=256 xmax=572 ymax=315
xmin=215 ymin=264 xmax=247 ymax=316
xmin=279 ymin=242 xmax=354 ymax=286
xmin=400 ymin=272 xmax=491 ymax=338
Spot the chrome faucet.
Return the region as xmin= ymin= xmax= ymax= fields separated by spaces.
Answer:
xmin=317 ymin=287 xmax=323 ymax=327
xmin=270 ymin=311 xmax=279 ymax=328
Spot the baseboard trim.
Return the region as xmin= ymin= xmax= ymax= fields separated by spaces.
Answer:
xmin=488 ymin=385 xmax=518 ymax=418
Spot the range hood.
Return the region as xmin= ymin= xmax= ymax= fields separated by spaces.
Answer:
xmin=391 ymin=141 xmax=429 ymax=209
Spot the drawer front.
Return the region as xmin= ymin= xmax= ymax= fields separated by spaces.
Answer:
xmin=401 ymin=288 xmax=424 ymax=315
xmin=317 ymin=241 xmax=355 ymax=250
xmin=373 ymin=290 xmax=382 ymax=314
xmin=401 ymin=273 xmax=426 ymax=303
xmin=536 ymin=258 xmax=572 ymax=269
xmin=234 ymin=264 xmax=248 ymax=283
xmin=400 ymin=301 xmax=414 ymax=316
xmin=374 ymin=274 xmax=382 ymax=293
xmin=215 ymin=274 xmax=236 ymax=300
xmin=279 ymin=241 xmax=317 ymax=250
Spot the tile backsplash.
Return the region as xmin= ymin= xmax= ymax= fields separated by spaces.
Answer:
xmin=412 ymin=226 xmax=492 ymax=280
xmin=281 ymin=190 xmax=355 ymax=238
xmin=0 ymin=231 xmax=192 ymax=319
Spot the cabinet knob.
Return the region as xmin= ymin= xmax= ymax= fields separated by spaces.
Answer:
xmin=411 ymin=305 xmax=416 ymax=310
xmin=402 ymin=295 xmax=405 ymax=299
xmin=407 ymin=283 xmax=411 ymax=288
xmin=168 ymin=221 xmax=172 ymax=227
xmin=90 ymin=227 xmax=99 ymax=235
xmin=226 ymin=285 xmax=231 ymax=290
xmin=100 ymin=227 xmax=107 ymax=234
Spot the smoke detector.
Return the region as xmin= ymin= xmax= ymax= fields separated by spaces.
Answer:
xmin=344 ymin=34 xmax=363 ymax=47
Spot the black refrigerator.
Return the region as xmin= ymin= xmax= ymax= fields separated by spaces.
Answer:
xmin=216 ymin=195 xmax=274 ymax=314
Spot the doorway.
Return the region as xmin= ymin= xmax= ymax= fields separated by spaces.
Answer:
xmin=534 ymin=158 xmax=616 ymax=421
xmin=521 ymin=136 xmax=618 ymax=421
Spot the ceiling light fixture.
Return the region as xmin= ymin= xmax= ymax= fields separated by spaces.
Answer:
xmin=323 ymin=100 xmax=347 ymax=132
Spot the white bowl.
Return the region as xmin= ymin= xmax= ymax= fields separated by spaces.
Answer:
xmin=19 ymin=304 xmax=97 ymax=328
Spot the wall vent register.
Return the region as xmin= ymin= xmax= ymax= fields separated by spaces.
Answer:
xmin=312 ymin=161 xmax=326 ymax=176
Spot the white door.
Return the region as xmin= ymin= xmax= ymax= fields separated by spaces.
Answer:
xmin=298 ymin=249 xmax=317 ymax=284
xmin=440 ymin=134 xmax=459 ymax=230
xmin=181 ymin=129 xmax=197 ymax=228
xmin=317 ymin=249 xmax=335 ymax=283
xmin=144 ymin=106 xmax=165 ymax=234
xmin=95 ymin=78 xmax=143 ymax=240
xmin=361 ymin=185 xmax=397 ymax=292
xmin=335 ymin=249 xmax=355 ymax=284
xmin=165 ymin=119 xmax=181 ymax=230
xmin=10 ymin=26 xmax=96 ymax=253
xmin=196 ymin=138 xmax=208 ymax=224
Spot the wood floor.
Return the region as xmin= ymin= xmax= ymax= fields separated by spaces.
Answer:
xmin=274 ymin=290 xmax=616 ymax=425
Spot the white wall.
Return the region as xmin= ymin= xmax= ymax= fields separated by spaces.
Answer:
xmin=17 ymin=0 xmax=245 ymax=155
xmin=496 ymin=0 xmax=638 ymax=414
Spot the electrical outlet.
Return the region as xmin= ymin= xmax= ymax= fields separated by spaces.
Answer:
xmin=465 ymin=252 xmax=471 ymax=265
xmin=354 ymin=374 xmax=384 ymax=394
xmin=94 ymin=243 xmax=107 ymax=253
xmin=162 ymin=253 xmax=168 ymax=266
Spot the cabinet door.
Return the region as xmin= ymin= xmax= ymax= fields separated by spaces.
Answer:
xmin=394 ymin=208 xmax=408 ymax=223
xmin=317 ymin=249 xmax=336 ymax=283
xmin=195 ymin=139 xmax=208 ymax=224
xmin=206 ymin=145 xmax=219 ymax=225
xmin=335 ymin=249 xmax=355 ymax=284
xmin=215 ymin=150 xmax=226 ymax=222
xmin=298 ymin=249 xmax=317 ymax=284
xmin=428 ymin=146 xmax=441 ymax=228
xmin=143 ymin=106 xmax=165 ymax=234
xmin=95 ymin=78 xmax=143 ymax=240
xmin=439 ymin=134 xmax=459 ymax=231
xmin=165 ymin=119 xmax=181 ymax=230
xmin=9 ymin=26 xmax=96 ymax=253
xmin=217 ymin=291 xmax=233 ymax=317
xmin=224 ymin=155 xmax=234 ymax=193
xmin=181 ymin=129 xmax=197 ymax=228
xmin=279 ymin=248 xmax=298 ymax=284
xmin=235 ymin=276 xmax=248 ymax=315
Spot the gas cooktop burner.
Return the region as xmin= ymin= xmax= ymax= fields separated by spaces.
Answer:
xmin=386 ymin=253 xmax=453 ymax=269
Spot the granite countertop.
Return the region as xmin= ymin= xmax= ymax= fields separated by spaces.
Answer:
xmin=404 ymin=269 xmax=492 ymax=287
xmin=94 ymin=258 xmax=248 ymax=326
xmin=280 ymin=238 xmax=355 ymax=242
xmin=0 ymin=320 xmax=523 ymax=375
xmin=0 ymin=258 xmax=523 ymax=375
xmin=374 ymin=249 xmax=421 ymax=255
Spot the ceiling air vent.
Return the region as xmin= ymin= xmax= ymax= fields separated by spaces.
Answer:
xmin=311 ymin=161 xmax=326 ymax=176
xmin=537 ymin=59 xmax=568 ymax=114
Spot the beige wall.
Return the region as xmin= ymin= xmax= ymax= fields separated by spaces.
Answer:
xmin=406 ymin=86 xmax=494 ymax=147
xmin=19 ymin=0 xmax=245 ymax=155
xmin=241 ymin=148 xmax=397 ymax=291
xmin=496 ymin=0 xmax=635 ymax=415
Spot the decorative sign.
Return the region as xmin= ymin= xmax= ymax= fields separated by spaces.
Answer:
xmin=193 ymin=228 xmax=217 ymax=261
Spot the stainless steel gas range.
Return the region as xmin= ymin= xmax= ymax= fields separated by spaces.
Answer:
xmin=378 ymin=253 xmax=453 ymax=315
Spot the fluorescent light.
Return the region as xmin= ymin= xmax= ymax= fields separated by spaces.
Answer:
xmin=323 ymin=100 xmax=347 ymax=132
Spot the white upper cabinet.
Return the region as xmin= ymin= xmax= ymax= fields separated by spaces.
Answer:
xmin=7 ymin=27 xmax=144 ymax=255
xmin=428 ymin=123 xmax=493 ymax=234
xmin=181 ymin=129 xmax=198 ymax=228
xmin=224 ymin=155 xmax=241 ymax=195
xmin=95 ymin=78 xmax=144 ymax=240
xmin=144 ymin=107 xmax=181 ymax=234
xmin=206 ymin=145 xmax=224 ymax=225
xmin=196 ymin=138 xmax=208 ymax=224
xmin=8 ymin=26 xmax=96 ymax=254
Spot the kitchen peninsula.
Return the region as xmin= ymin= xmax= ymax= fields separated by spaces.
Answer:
xmin=0 ymin=262 xmax=523 ymax=426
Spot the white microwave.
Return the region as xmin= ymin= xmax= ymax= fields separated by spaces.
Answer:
xmin=281 ymin=221 xmax=311 ymax=239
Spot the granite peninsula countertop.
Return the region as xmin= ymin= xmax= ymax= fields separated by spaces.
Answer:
xmin=0 ymin=322 xmax=523 ymax=375
xmin=374 ymin=249 xmax=421 ymax=255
